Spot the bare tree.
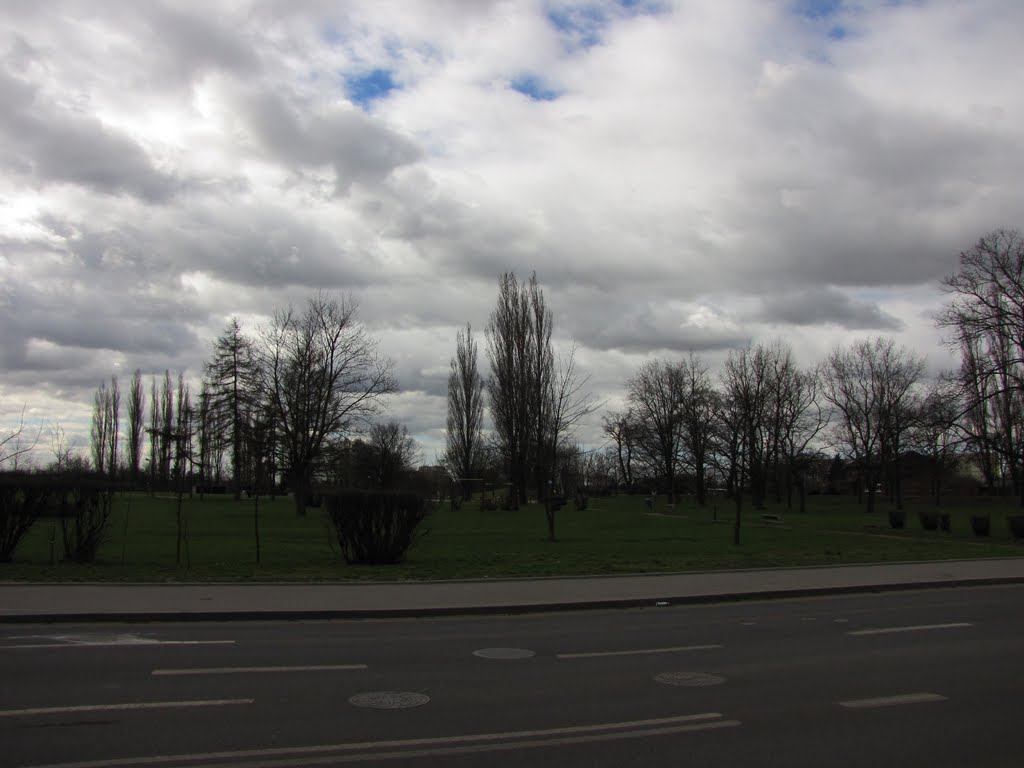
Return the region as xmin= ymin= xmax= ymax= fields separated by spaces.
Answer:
xmin=911 ymin=373 xmax=967 ymax=506
xmin=679 ymin=353 xmax=719 ymax=507
xmin=777 ymin=364 xmax=829 ymax=513
xmin=1 ymin=406 xmax=40 ymax=469
xmin=444 ymin=323 xmax=485 ymax=497
xmin=47 ymin=421 xmax=73 ymax=471
xmin=261 ymin=293 xmax=396 ymax=515
xmin=148 ymin=376 xmax=159 ymax=487
xmin=169 ymin=375 xmax=194 ymax=565
xmin=107 ymin=376 xmax=120 ymax=479
xmin=485 ymin=272 xmax=534 ymax=508
xmin=126 ymin=369 xmax=145 ymax=483
xmin=877 ymin=345 xmax=926 ymax=511
xmin=956 ymin=331 xmax=1010 ymax=490
xmin=822 ymin=337 xmax=924 ymax=514
xmin=627 ymin=359 xmax=686 ymax=503
xmin=720 ymin=344 xmax=776 ymax=543
xmin=938 ymin=230 xmax=1024 ymax=501
xmin=602 ymin=409 xmax=639 ymax=490
xmin=540 ymin=344 xmax=595 ymax=539
xmin=90 ymin=381 xmax=110 ymax=475
xmin=159 ymin=371 xmax=174 ymax=486
xmin=484 ymin=273 xmax=593 ymax=535
xmin=369 ymin=420 xmax=420 ymax=489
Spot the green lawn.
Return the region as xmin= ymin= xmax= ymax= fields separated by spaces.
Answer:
xmin=2 ymin=492 xmax=1022 ymax=582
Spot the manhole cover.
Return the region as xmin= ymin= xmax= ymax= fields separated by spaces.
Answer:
xmin=655 ymin=671 xmax=726 ymax=687
xmin=473 ymin=647 xmax=536 ymax=660
xmin=348 ymin=691 xmax=430 ymax=709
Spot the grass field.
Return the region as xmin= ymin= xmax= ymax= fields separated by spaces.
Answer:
xmin=2 ymin=491 xmax=1022 ymax=582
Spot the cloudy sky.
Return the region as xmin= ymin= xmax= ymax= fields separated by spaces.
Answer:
xmin=2 ymin=0 xmax=1022 ymax=464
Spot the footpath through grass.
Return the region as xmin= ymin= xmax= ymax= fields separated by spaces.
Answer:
xmin=2 ymin=492 xmax=1022 ymax=583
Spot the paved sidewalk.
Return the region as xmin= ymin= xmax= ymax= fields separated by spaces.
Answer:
xmin=2 ymin=557 xmax=1024 ymax=623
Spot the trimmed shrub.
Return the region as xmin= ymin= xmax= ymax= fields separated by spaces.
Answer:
xmin=970 ymin=514 xmax=991 ymax=537
xmin=325 ymin=489 xmax=430 ymax=565
xmin=919 ymin=510 xmax=939 ymax=531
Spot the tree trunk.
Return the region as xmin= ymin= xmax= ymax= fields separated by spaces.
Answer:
xmin=253 ymin=492 xmax=261 ymax=565
xmin=291 ymin=468 xmax=310 ymax=516
xmin=733 ymin=465 xmax=745 ymax=546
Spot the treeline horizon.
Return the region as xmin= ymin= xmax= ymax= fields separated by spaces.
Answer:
xmin=4 ymin=229 xmax=1023 ymax=532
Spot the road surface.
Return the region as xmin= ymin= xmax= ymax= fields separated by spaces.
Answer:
xmin=2 ymin=585 xmax=1021 ymax=767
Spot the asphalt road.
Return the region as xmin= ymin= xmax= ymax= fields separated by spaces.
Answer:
xmin=2 ymin=585 xmax=1022 ymax=767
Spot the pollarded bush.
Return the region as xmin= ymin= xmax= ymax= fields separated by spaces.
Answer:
xmin=56 ymin=473 xmax=116 ymax=563
xmin=0 ymin=473 xmax=49 ymax=562
xmin=0 ymin=472 xmax=116 ymax=563
xmin=325 ymin=489 xmax=429 ymax=565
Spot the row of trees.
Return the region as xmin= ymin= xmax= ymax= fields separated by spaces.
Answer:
xmin=606 ymin=338 xmax=931 ymax=527
xmin=441 ymin=277 xmax=933 ymax=543
xmin=442 ymin=229 xmax=1024 ymax=544
xmin=443 ymin=272 xmax=595 ymax=540
xmin=75 ymin=294 xmax=412 ymax=516
xmin=12 ymin=228 xmax=1023 ymax=540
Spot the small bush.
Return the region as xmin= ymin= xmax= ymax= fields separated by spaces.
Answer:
xmin=919 ymin=510 xmax=939 ymax=531
xmin=325 ymin=489 xmax=429 ymax=565
xmin=57 ymin=475 xmax=116 ymax=563
xmin=0 ymin=472 xmax=116 ymax=563
xmin=0 ymin=473 xmax=49 ymax=562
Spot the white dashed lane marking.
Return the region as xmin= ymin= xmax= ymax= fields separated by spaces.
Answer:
xmin=152 ymin=664 xmax=367 ymax=676
xmin=839 ymin=693 xmax=947 ymax=709
xmin=847 ymin=622 xmax=973 ymax=636
xmin=558 ymin=644 xmax=721 ymax=660
xmin=0 ymin=699 xmax=254 ymax=717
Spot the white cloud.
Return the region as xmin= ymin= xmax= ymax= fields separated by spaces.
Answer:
xmin=1 ymin=0 xmax=1021 ymax=462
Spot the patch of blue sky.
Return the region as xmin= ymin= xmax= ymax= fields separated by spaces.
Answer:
xmin=320 ymin=23 xmax=345 ymax=46
xmin=546 ymin=4 xmax=607 ymax=50
xmin=345 ymin=69 xmax=398 ymax=109
xmin=791 ymin=0 xmax=853 ymax=54
xmin=545 ymin=0 xmax=667 ymax=52
xmin=510 ymin=74 xmax=561 ymax=102
xmin=617 ymin=0 xmax=670 ymax=15
xmin=791 ymin=0 xmax=842 ymax=20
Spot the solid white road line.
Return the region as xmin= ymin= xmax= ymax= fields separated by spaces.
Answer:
xmin=152 ymin=665 xmax=367 ymax=676
xmin=847 ymin=622 xmax=973 ymax=636
xmin=21 ymin=712 xmax=732 ymax=768
xmin=5 ymin=640 xmax=236 ymax=649
xmin=839 ymin=693 xmax=947 ymax=709
xmin=557 ymin=644 xmax=722 ymax=660
xmin=0 ymin=699 xmax=254 ymax=717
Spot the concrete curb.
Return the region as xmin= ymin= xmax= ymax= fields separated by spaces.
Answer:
xmin=4 ymin=575 xmax=1023 ymax=624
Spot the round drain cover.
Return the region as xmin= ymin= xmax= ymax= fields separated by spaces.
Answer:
xmin=348 ymin=691 xmax=430 ymax=709
xmin=655 ymin=671 xmax=726 ymax=687
xmin=473 ymin=647 xmax=536 ymax=659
